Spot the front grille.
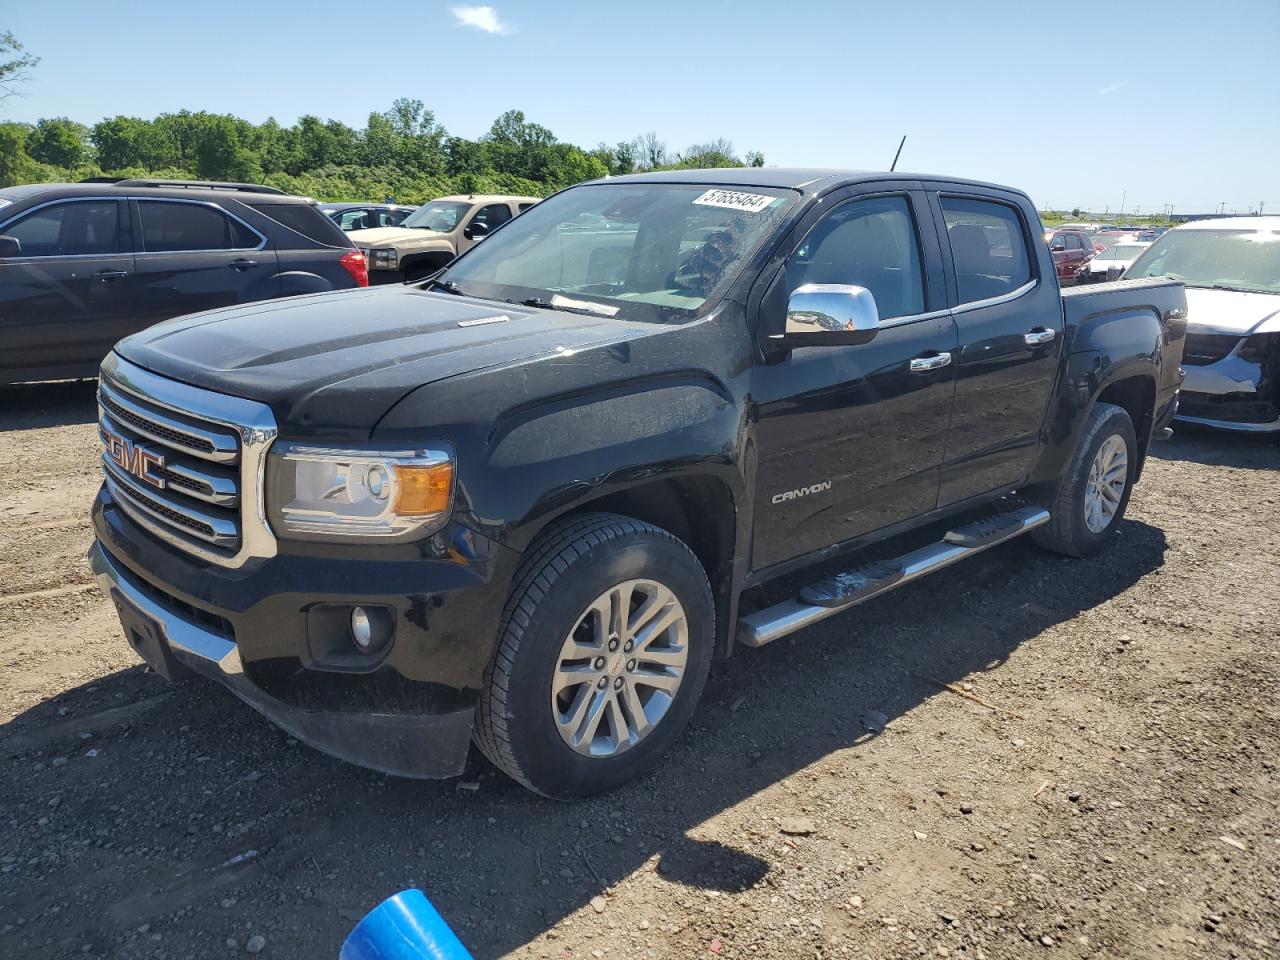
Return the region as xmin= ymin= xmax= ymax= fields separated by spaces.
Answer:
xmin=98 ymin=356 xmax=277 ymax=568
xmin=1182 ymin=333 xmax=1241 ymax=366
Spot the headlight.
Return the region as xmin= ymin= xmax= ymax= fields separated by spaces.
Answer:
xmin=268 ymin=445 xmax=454 ymax=541
xmin=372 ymin=248 xmax=397 ymax=266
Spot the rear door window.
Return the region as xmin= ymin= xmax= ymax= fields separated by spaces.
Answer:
xmin=138 ymin=201 xmax=259 ymax=252
xmin=2 ymin=200 xmax=124 ymax=257
xmin=941 ymin=197 xmax=1034 ymax=304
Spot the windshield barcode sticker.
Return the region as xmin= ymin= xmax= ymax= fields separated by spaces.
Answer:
xmin=692 ymin=189 xmax=775 ymax=214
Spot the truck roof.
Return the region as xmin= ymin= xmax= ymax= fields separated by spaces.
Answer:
xmin=603 ymin=167 xmax=1025 ymax=198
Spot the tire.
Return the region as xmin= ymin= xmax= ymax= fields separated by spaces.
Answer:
xmin=474 ymin=513 xmax=714 ymax=799
xmin=1032 ymin=401 xmax=1138 ymax=558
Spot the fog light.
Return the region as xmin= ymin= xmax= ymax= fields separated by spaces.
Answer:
xmin=351 ymin=606 xmax=374 ymax=649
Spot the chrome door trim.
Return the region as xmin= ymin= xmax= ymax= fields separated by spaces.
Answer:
xmin=951 ymin=279 xmax=1038 ymax=316
xmin=878 ymin=308 xmax=953 ymax=329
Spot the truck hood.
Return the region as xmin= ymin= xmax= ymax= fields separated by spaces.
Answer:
xmin=346 ymin=226 xmax=443 ymax=247
xmin=114 ymin=286 xmax=651 ymax=436
xmin=1184 ymin=286 xmax=1280 ymax=336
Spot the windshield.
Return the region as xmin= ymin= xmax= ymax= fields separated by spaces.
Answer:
xmin=1125 ymin=228 xmax=1280 ymax=294
xmin=1096 ymin=243 xmax=1147 ymax=262
xmin=439 ymin=183 xmax=798 ymax=323
xmin=400 ymin=201 xmax=470 ymax=232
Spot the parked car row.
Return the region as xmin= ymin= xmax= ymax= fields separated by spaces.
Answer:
xmin=348 ymin=194 xmax=541 ymax=283
xmin=0 ymin=179 xmax=369 ymax=385
xmin=0 ymin=181 xmax=540 ymax=383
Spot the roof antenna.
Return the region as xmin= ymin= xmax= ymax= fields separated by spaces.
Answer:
xmin=890 ymin=135 xmax=907 ymax=172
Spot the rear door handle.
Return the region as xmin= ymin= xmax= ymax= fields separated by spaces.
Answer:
xmin=1024 ymin=328 xmax=1057 ymax=345
xmin=93 ymin=270 xmax=128 ymax=281
xmin=909 ymin=352 xmax=952 ymax=372
xmin=228 ymin=258 xmax=259 ymax=270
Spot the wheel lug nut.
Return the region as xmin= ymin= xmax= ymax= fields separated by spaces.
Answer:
xmin=593 ymin=657 xmax=606 ymax=670
xmin=608 ymin=640 xmax=619 ymax=652
xmin=626 ymin=659 xmax=636 ymax=672
xmin=623 ymin=640 xmax=633 ymax=652
xmin=613 ymin=677 xmax=623 ymax=690
xmin=597 ymin=677 xmax=607 ymax=689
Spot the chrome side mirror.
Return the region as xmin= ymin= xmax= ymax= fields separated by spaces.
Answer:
xmin=781 ymin=283 xmax=880 ymax=345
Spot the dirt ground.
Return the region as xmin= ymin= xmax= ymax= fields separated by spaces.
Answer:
xmin=1 ymin=378 xmax=1277 ymax=960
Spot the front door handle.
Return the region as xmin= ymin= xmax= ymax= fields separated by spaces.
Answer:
xmin=228 ymin=258 xmax=259 ymax=270
xmin=1024 ymin=328 xmax=1057 ymax=345
xmin=93 ymin=270 xmax=128 ymax=281
xmin=909 ymin=352 xmax=952 ymax=372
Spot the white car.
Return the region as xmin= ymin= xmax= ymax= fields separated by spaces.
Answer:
xmin=1124 ymin=217 xmax=1280 ymax=432
xmin=1079 ymin=240 xmax=1151 ymax=283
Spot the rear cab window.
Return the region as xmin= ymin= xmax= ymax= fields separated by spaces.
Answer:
xmin=941 ymin=197 xmax=1034 ymax=304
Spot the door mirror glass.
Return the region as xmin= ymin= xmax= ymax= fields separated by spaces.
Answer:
xmin=464 ymin=220 xmax=489 ymax=240
xmin=783 ymin=283 xmax=879 ymax=344
xmin=0 ymin=235 xmax=21 ymax=257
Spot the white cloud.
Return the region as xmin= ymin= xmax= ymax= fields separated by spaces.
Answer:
xmin=1097 ymin=82 xmax=1126 ymax=96
xmin=451 ymin=5 xmax=514 ymax=34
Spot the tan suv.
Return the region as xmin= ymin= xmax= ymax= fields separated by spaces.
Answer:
xmin=349 ymin=194 xmax=541 ymax=283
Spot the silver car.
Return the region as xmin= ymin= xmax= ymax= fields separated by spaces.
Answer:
xmin=1124 ymin=217 xmax=1280 ymax=432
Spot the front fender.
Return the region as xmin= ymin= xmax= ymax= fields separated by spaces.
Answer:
xmin=471 ymin=375 xmax=745 ymax=551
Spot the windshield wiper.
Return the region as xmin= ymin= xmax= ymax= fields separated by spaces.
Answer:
xmin=514 ymin=297 xmax=600 ymax=317
xmin=431 ymin=278 xmax=466 ymax=295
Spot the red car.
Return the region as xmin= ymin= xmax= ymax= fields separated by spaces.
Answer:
xmin=1045 ymin=228 xmax=1094 ymax=285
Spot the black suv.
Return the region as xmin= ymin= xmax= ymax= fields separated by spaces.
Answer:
xmin=0 ymin=179 xmax=368 ymax=386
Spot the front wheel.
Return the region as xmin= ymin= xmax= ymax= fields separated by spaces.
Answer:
xmin=1032 ymin=401 xmax=1137 ymax=558
xmin=474 ymin=513 xmax=713 ymax=799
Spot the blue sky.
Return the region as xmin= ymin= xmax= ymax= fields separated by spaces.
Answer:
xmin=4 ymin=0 xmax=1277 ymax=214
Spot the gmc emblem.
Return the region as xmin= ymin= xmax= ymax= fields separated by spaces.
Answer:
xmin=104 ymin=428 xmax=166 ymax=490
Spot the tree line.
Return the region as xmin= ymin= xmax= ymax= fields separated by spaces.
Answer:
xmin=0 ymin=97 xmax=765 ymax=202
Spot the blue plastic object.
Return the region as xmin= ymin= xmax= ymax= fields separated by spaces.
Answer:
xmin=340 ymin=889 xmax=474 ymax=960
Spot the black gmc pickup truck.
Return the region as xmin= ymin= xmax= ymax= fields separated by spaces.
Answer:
xmin=89 ymin=169 xmax=1186 ymax=799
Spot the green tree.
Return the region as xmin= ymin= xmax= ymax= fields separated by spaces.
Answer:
xmin=745 ymin=150 xmax=765 ymax=168
xmin=0 ymin=32 xmax=39 ymax=104
xmin=0 ymin=121 xmax=31 ymax=185
xmin=192 ymin=115 xmax=242 ymax=179
xmin=27 ymin=117 xmax=89 ymax=167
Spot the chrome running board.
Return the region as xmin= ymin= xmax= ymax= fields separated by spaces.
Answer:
xmin=737 ymin=505 xmax=1050 ymax=648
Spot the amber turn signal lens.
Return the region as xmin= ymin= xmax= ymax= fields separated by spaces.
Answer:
xmin=392 ymin=462 xmax=453 ymax=516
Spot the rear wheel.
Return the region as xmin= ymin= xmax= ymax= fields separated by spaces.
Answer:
xmin=474 ymin=513 xmax=713 ymax=799
xmin=1033 ymin=401 xmax=1137 ymax=557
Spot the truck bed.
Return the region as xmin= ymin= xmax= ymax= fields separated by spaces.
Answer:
xmin=1062 ymin=275 xmax=1187 ymax=414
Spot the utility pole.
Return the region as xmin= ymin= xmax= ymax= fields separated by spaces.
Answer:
xmin=1120 ymin=191 xmax=1126 ymax=216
